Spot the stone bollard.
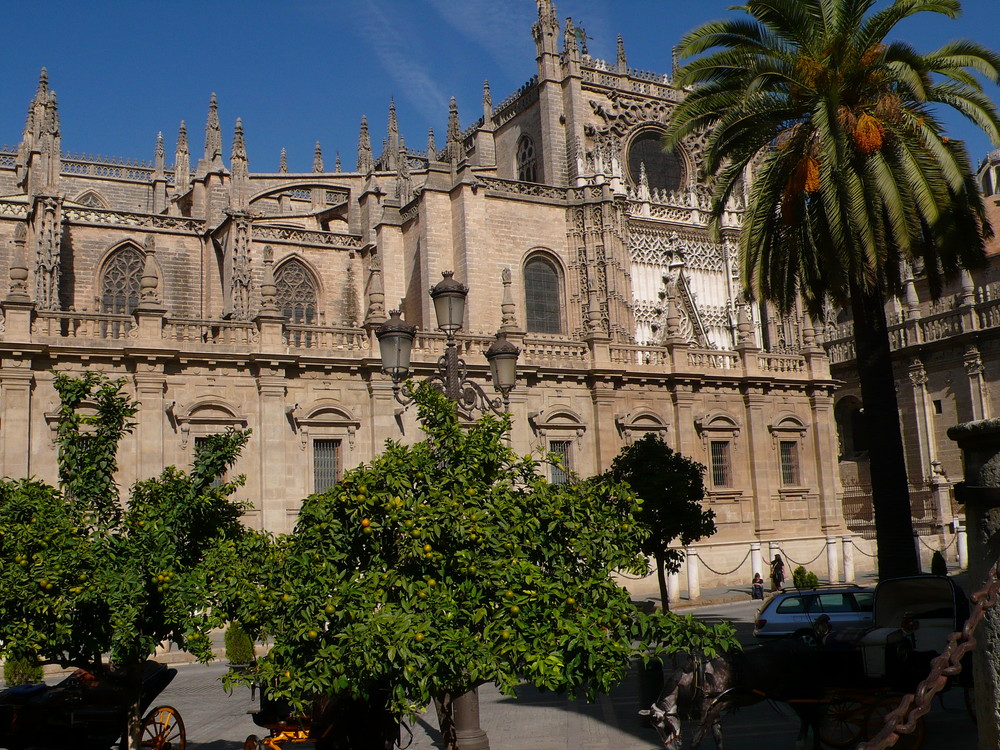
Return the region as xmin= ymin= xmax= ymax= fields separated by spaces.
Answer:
xmin=842 ymin=535 xmax=855 ymax=583
xmin=667 ymin=570 xmax=680 ymax=606
xmin=750 ymin=541 xmax=762 ymax=579
xmin=826 ymin=536 xmax=840 ymax=584
xmin=957 ymin=523 xmax=969 ymax=570
xmin=685 ymin=547 xmax=701 ymax=602
xmin=947 ymin=418 xmax=1000 ymax=749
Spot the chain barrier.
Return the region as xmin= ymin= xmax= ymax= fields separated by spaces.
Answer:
xmin=851 ymin=539 xmax=877 ymax=558
xmin=917 ymin=534 xmax=957 ymax=553
xmin=859 ymin=554 xmax=1000 ymax=750
xmin=778 ymin=543 xmax=826 ymax=567
xmin=697 ymin=547 xmax=752 ymax=577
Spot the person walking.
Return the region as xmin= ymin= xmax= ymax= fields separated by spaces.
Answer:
xmin=770 ymin=554 xmax=785 ymax=591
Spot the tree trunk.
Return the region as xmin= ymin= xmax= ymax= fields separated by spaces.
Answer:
xmin=434 ymin=692 xmax=457 ymax=750
xmin=849 ymin=280 xmax=920 ymax=578
xmin=654 ymin=549 xmax=670 ymax=611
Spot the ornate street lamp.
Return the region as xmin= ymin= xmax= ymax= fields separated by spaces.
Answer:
xmin=376 ymin=271 xmax=520 ymax=415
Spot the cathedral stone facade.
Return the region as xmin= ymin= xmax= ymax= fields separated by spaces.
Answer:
xmin=0 ymin=2 xmax=856 ymax=586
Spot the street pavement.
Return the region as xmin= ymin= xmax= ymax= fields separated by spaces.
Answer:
xmin=150 ymin=595 xmax=979 ymax=750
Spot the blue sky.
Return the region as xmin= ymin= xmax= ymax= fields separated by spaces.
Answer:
xmin=2 ymin=0 xmax=998 ymax=172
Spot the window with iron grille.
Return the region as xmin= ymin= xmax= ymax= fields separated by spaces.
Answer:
xmin=100 ymin=244 xmax=144 ymax=315
xmin=779 ymin=440 xmax=800 ymax=486
xmin=194 ymin=436 xmax=225 ymax=488
xmin=516 ymin=135 xmax=537 ymax=183
xmin=524 ymin=257 xmax=562 ymax=334
xmin=313 ymin=439 xmax=341 ymax=493
xmin=549 ymin=440 xmax=572 ymax=485
xmin=709 ymin=440 xmax=731 ymax=488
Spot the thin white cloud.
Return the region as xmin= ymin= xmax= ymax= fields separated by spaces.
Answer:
xmin=425 ymin=0 xmax=535 ymax=77
xmin=352 ymin=2 xmax=450 ymax=126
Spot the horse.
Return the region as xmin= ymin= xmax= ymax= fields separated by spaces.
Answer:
xmin=640 ymin=640 xmax=831 ymax=749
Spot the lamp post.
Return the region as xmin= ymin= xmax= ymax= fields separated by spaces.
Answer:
xmin=376 ymin=270 xmax=520 ymax=417
xmin=375 ymin=271 xmax=520 ymax=750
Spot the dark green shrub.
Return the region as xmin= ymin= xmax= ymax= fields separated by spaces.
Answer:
xmin=931 ymin=550 xmax=948 ymax=577
xmin=224 ymin=622 xmax=254 ymax=665
xmin=792 ymin=566 xmax=819 ymax=589
xmin=4 ymin=655 xmax=42 ymax=685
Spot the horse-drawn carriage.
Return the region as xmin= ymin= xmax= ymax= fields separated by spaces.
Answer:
xmin=644 ymin=574 xmax=972 ymax=749
xmin=0 ymin=660 xmax=185 ymax=750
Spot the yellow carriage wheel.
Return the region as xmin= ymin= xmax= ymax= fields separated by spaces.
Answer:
xmin=141 ymin=705 xmax=186 ymax=750
xmin=818 ymin=697 xmax=867 ymax=748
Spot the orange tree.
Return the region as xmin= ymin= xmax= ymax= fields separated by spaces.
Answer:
xmin=0 ymin=372 xmax=252 ymax=749
xmin=604 ymin=434 xmax=716 ymax=609
xmin=225 ymin=384 xmax=737 ymax=750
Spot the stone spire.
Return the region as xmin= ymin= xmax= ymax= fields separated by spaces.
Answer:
xmin=395 ymin=137 xmax=411 ymax=204
xmin=17 ymin=68 xmax=61 ymax=196
xmin=259 ymin=245 xmax=279 ymax=315
xmin=357 ymin=115 xmax=373 ymax=174
xmin=153 ymin=132 xmax=165 ymax=176
xmin=279 ymin=147 xmax=288 ymax=173
xmin=6 ymin=224 xmax=29 ymax=302
xmin=204 ymin=93 xmax=222 ymax=165
xmin=637 ymin=161 xmax=650 ymax=201
xmin=563 ymin=17 xmax=580 ymax=60
xmin=427 ymin=128 xmax=437 ymax=161
xmin=386 ymin=99 xmax=399 ymax=170
xmin=482 ymin=80 xmax=492 ymax=122
xmin=500 ymin=268 xmax=518 ymax=331
xmin=151 ymin=132 xmax=167 ymax=213
xmin=446 ymin=97 xmax=461 ymax=163
xmin=364 ymin=251 xmax=387 ymax=328
xmin=137 ymin=234 xmax=162 ymax=309
xmin=736 ymin=295 xmax=757 ymax=348
xmin=335 ymin=151 xmax=342 ymax=172
xmin=616 ymin=34 xmax=628 ymax=73
xmin=313 ymin=141 xmax=324 ymax=173
xmin=173 ymin=121 xmax=190 ymax=191
xmin=532 ymin=0 xmax=560 ymax=57
xmin=230 ymin=118 xmax=249 ymax=210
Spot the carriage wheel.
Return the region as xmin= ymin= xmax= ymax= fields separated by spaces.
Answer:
xmin=864 ymin=696 xmax=925 ymax=749
xmin=141 ymin=705 xmax=186 ymax=750
xmin=244 ymin=734 xmax=261 ymax=750
xmin=817 ymin=698 xmax=867 ymax=748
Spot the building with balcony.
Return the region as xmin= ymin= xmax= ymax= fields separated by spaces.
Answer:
xmin=0 ymin=1 xmax=854 ymax=587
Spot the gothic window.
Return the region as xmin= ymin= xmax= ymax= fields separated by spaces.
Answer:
xmin=275 ymin=259 xmax=318 ymax=325
xmin=627 ymin=129 xmax=685 ymax=193
xmin=76 ymin=190 xmax=110 ymax=209
xmin=524 ymin=255 xmax=562 ymax=334
xmin=516 ymin=135 xmax=537 ymax=183
xmin=100 ymin=244 xmax=144 ymax=315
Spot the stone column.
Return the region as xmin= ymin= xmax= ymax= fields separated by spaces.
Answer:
xmin=946 ymin=419 xmax=1000 ymax=747
xmin=667 ymin=570 xmax=680 ymax=606
xmin=257 ymin=370 xmax=289 ymax=533
xmin=743 ymin=388 xmax=774 ymax=533
xmin=908 ymin=359 xmax=933 ymax=480
xmin=957 ymin=523 xmax=968 ymax=570
xmin=750 ymin=541 xmax=762 ymax=578
xmin=0 ymin=360 xmax=33 ymax=478
xmin=134 ymin=366 xmax=167 ymax=481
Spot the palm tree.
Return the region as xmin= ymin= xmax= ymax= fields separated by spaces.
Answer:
xmin=665 ymin=0 xmax=1000 ymax=578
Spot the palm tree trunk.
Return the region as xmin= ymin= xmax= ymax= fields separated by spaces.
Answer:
xmin=849 ymin=280 xmax=920 ymax=578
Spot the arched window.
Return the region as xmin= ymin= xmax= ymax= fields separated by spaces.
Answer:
xmin=524 ymin=255 xmax=562 ymax=334
xmin=516 ymin=135 xmax=537 ymax=183
xmin=627 ymin=129 xmax=685 ymax=193
xmin=100 ymin=244 xmax=144 ymax=315
xmin=275 ymin=259 xmax=318 ymax=325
